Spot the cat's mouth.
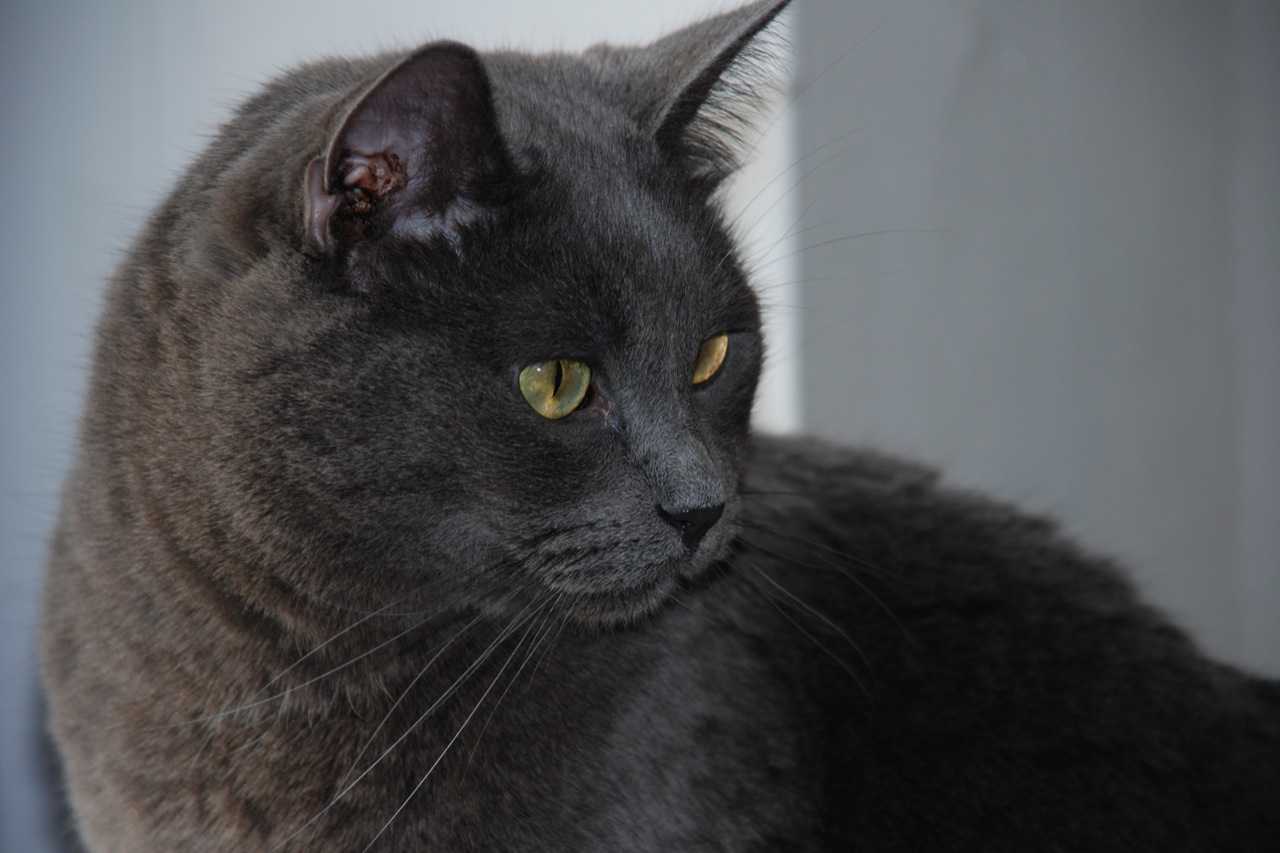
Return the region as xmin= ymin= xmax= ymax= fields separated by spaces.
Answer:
xmin=519 ymin=523 xmax=735 ymax=628
xmin=500 ymin=496 xmax=740 ymax=627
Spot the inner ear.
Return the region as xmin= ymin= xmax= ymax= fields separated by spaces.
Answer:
xmin=305 ymin=41 xmax=515 ymax=256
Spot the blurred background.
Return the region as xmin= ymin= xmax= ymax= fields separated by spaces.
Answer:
xmin=2 ymin=1 xmax=1276 ymax=849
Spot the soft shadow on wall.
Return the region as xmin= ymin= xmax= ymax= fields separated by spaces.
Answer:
xmin=792 ymin=0 xmax=1279 ymax=677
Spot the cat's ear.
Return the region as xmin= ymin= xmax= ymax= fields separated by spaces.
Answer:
xmin=639 ymin=0 xmax=792 ymax=185
xmin=304 ymin=42 xmax=515 ymax=256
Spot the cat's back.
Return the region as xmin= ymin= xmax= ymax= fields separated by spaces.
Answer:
xmin=734 ymin=434 xmax=1280 ymax=850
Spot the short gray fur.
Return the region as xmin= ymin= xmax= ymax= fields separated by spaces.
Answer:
xmin=39 ymin=1 xmax=1280 ymax=849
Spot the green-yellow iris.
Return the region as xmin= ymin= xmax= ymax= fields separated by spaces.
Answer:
xmin=519 ymin=359 xmax=591 ymax=419
xmin=692 ymin=333 xmax=729 ymax=385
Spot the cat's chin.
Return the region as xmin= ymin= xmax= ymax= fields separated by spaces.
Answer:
xmin=554 ymin=577 xmax=684 ymax=629
xmin=545 ymin=550 xmax=728 ymax=630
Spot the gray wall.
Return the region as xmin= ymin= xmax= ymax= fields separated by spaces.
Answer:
xmin=792 ymin=0 xmax=1279 ymax=675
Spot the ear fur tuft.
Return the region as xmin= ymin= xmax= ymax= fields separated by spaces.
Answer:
xmin=586 ymin=0 xmax=793 ymax=186
xmin=646 ymin=0 xmax=793 ymax=185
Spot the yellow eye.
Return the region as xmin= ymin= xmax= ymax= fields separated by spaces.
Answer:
xmin=519 ymin=359 xmax=591 ymax=419
xmin=692 ymin=333 xmax=729 ymax=385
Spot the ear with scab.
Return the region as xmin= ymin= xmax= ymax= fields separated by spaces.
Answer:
xmin=304 ymin=41 xmax=515 ymax=256
xmin=602 ymin=0 xmax=792 ymax=186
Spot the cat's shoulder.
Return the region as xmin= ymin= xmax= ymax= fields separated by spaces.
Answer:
xmin=741 ymin=433 xmax=1066 ymax=566
xmin=736 ymin=434 xmax=1280 ymax=712
xmin=733 ymin=436 xmax=1280 ymax=850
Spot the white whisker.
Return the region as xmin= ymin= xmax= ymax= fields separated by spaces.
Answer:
xmin=742 ymin=563 xmax=873 ymax=701
xmin=361 ymin=601 xmax=550 ymax=851
xmin=269 ymin=598 xmax=538 ymax=852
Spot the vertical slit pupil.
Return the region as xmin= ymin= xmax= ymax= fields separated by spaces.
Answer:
xmin=553 ymin=360 xmax=564 ymax=396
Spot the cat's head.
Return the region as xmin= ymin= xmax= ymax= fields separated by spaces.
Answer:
xmin=108 ymin=0 xmax=790 ymax=629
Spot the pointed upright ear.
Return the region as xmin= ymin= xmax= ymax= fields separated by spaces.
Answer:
xmin=305 ymin=42 xmax=516 ymax=256
xmin=641 ymin=0 xmax=792 ymax=185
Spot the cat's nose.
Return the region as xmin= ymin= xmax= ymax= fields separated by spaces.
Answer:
xmin=657 ymin=502 xmax=725 ymax=550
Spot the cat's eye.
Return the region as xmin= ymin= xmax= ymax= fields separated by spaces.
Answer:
xmin=519 ymin=359 xmax=592 ymax=419
xmin=692 ymin=333 xmax=729 ymax=385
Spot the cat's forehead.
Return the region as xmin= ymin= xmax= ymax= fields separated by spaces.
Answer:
xmin=505 ymin=170 xmax=743 ymax=333
xmin=465 ymin=197 xmax=745 ymax=355
xmin=486 ymin=53 xmax=671 ymax=195
xmin=471 ymin=54 xmax=748 ymax=323
xmin=486 ymin=53 xmax=628 ymax=136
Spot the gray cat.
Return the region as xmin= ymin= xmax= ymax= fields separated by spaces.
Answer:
xmin=40 ymin=0 xmax=1280 ymax=850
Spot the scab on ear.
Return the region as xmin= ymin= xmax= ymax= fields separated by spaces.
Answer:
xmin=302 ymin=41 xmax=518 ymax=258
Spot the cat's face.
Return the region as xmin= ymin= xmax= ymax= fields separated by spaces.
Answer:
xmin=153 ymin=3 xmax=788 ymax=629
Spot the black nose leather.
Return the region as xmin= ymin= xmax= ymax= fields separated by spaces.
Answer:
xmin=658 ymin=502 xmax=725 ymax=550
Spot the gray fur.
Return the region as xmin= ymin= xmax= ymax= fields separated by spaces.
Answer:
xmin=41 ymin=1 xmax=1280 ymax=849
